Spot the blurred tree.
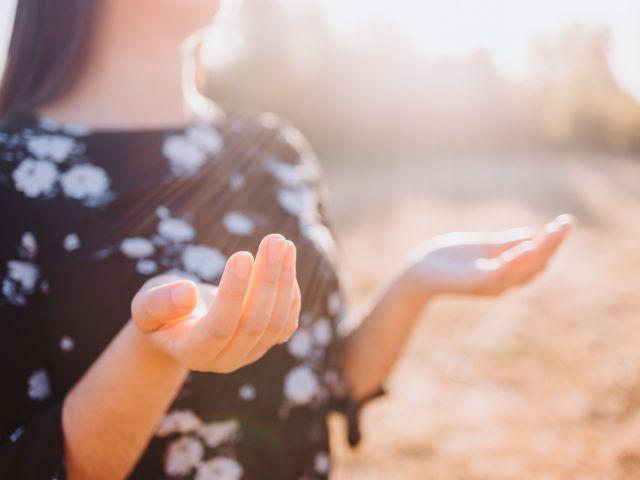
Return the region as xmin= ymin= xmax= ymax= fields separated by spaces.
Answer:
xmin=204 ymin=3 xmax=640 ymax=159
xmin=531 ymin=25 xmax=640 ymax=151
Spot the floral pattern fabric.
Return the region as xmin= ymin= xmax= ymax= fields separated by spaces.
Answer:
xmin=0 ymin=110 xmax=361 ymax=480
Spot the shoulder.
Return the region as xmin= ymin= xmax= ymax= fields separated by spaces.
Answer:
xmin=0 ymin=113 xmax=35 ymax=159
xmin=224 ymin=110 xmax=323 ymax=185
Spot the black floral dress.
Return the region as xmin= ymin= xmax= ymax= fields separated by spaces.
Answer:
xmin=0 ymin=109 xmax=379 ymax=480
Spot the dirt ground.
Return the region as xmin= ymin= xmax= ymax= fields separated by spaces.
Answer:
xmin=323 ymin=152 xmax=640 ymax=480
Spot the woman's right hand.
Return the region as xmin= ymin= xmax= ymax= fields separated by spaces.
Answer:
xmin=130 ymin=234 xmax=301 ymax=373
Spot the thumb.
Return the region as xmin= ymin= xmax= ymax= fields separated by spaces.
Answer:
xmin=131 ymin=280 xmax=198 ymax=333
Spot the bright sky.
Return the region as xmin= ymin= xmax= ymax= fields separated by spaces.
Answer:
xmin=2 ymin=0 xmax=640 ymax=99
xmin=285 ymin=0 xmax=640 ymax=100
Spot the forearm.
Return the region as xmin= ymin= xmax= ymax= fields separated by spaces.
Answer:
xmin=62 ymin=321 xmax=188 ymax=480
xmin=342 ymin=265 xmax=431 ymax=401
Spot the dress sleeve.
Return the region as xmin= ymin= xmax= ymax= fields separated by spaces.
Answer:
xmin=0 ymin=186 xmax=67 ymax=478
xmin=307 ymin=155 xmax=387 ymax=448
xmin=322 ymin=287 xmax=386 ymax=448
xmin=269 ymin=118 xmax=386 ymax=447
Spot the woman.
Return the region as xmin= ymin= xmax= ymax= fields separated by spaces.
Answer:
xmin=0 ymin=1 xmax=573 ymax=479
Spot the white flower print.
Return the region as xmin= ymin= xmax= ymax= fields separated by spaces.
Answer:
xmin=223 ymin=212 xmax=255 ymax=236
xmin=60 ymin=164 xmax=109 ymax=201
xmin=301 ymin=222 xmax=336 ymax=257
xmin=314 ymin=452 xmax=330 ymax=475
xmin=27 ymin=369 xmax=51 ymax=401
xmin=284 ymin=365 xmax=320 ymax=405
xmin=229 ymin=173 xmax=245 ymax=190
xmin=137 ymin=259 xmax=158 ymax=275
xmin=287 ymin=329 xmax=313 ymax=359
xmin=327 ymin=291 xmax=341 ymax=316
xmin=26 ymin=134 xmax=76 ymax=163
xmin=12 ymin=159 xmax=58 ymax=198
xmin=197 ymin=419 xmax=240 ymax=448
xmin=63 ymin=233 xmax=80 ymax=251
xmin=238 ymin=383 xmax=256 ymax=401
xmin=38 ymin=116 xmax=92 ymax=136
xmin=186 ymin=123 xmax=224 ymax=155
xmin=62 ymin=123 xmax=92 ymax=137
xmin=163 ymin=134 xmax=206 ymax=176
xmin=264 ymin=159 xmax=316 ymax=187
xmin=60 ymin=335 xmax=75 ymax=352
xmin=38 ymin=116 xmax=62 ymax=132
xmin=277 ymin=187 xmax=318 ymax=222
xmin=157 ymin=410 xmax=203 ymax=437
xmin=182 ymin=245 xmax=226 ymax=281
xmin=120 ymin=238 xmax=155 ymax=259
xmin=9 ymin=426 xmax=25 ymax=443
xmin=195 ymin=456 xmax=243 ymax=480
xmin=156 ymin=205 xmax=171 ymax=219
xmin=164 ymin=436 xmax=204 ymax=477
xmin=312 ymin=319 xmax=333 ymax=347
xmin=2 ymin=260 xmax=39 ymax=306
xmin=279 ymin=124 xmax=311 ymax=154
xmin=21 ymin=232 xmax=37 ymax=258
xmin=158 ymin=217 xmax=195 ymax=243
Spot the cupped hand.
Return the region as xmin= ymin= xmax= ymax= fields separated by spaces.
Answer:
xmin=130 ymin=234 xmax=301 ymax=373
xmin=406 ymin=214 xmax=574 ymax=298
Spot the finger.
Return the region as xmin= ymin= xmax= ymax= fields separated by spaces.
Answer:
xmin=486 ymin=227 xmax=536 ymax=256
xmin=547 ymin=214 xmax=575 ymax=240
xmin=246 ymin=240 xmax=297 ymax=361
xmin=192 ymin=251 xmax=254 ymax=343
xmin=511 ymin=215 xmax=573 ymax=285
xmin=280 ymin=279 xmax=302 ymax=342
xmin=540 ymin=216 xmax=573 ymax=249
xmin=131 ymin=280 xmax=198 ymax=333
xmin=478 ymin=240 xmax=538 ymax=294
xmin=527 ymin=215 xmax=573 ymax=270
xmin=554 ymin=213 xmax=575 ymax=230
xmin=215 ymin=234 xmax=286 ymax=363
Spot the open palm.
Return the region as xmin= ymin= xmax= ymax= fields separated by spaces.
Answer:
xmin=131 ymin=234 xmax=301 ymax=373
xmin=408 ymin=215 xmax=574 ymax=297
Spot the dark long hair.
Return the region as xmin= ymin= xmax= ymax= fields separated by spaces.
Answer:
xmin=0 ymin=0 xmax=100 ymax=118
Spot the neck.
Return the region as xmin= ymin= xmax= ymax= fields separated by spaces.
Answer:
xmin=38 ymin=6 xmax=200 ymax=130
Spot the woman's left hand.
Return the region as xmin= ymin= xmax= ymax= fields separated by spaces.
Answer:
xmin=405 ymin=214 xmax=574 ymax=299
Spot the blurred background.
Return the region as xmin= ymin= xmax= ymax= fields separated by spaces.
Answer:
xmin=4 ymin=0 xmax=640 ymax=478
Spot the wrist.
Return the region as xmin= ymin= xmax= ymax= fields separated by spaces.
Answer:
xmin=398 ymin=261 xmax=438 ymax=307
xmin=125 ymin=321 xmax=188 ymax=374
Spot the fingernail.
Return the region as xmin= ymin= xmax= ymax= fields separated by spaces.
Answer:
xmin=475 ymin=257 xmax=501 ymax=272
xmin=171 ymin=282 xmax=196 ymax=310
xmin=268 ymin=235 xmax=286 ymax=264
xmin=544 ymin=222 xmax=561 ymax=235
xmin=517 ymin=240 xmax=536 ymax=252
xmin=283 ymin=241 xmax=296 ymax=269
xmin=556 ymin=214 xmax=574 ymax=226
xmin=235 ymin=252 xmax=253 ymax=279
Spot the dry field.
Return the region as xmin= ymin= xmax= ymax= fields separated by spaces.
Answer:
xmin=324 ymin=152 xmax=640 ymax=480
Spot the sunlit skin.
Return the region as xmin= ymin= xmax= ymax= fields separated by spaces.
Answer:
xmin=343 ymin=215 xmax=573 ymax=400
xmin=410 ymin=216 xmax=573 ymax=297
xmin=38 ymin=2 xmax=575 ymax=479
xmin=132 ymin=234 xmax=301 ymax=372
